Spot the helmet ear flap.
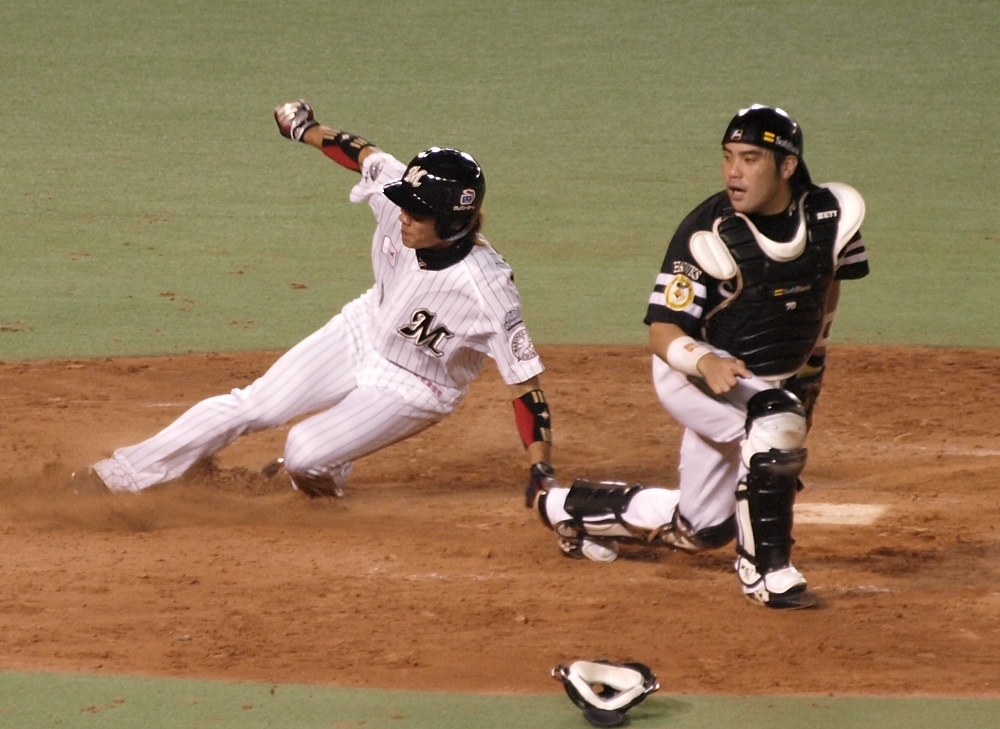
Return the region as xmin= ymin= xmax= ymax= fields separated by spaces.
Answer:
xmin=435 ymin=211 xmax=479 ymax=242
xmin=435 ymin=217 xmax=461 ymax=240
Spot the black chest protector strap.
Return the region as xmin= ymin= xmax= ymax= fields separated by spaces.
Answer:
xmin=704 ymin=189 xmax=839 ymax=377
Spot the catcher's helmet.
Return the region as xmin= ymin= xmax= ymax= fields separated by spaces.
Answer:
xmin=383 ymin=147 xmax=485 ymax=242
xmin=723 ymin=105 xmax=812 ymax=187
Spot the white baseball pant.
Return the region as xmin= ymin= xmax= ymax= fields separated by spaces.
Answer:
xmin=540 ymin=354 xmax=778 ymax=534
xmin=649 ymin=354 xmax=777 ymax=530
xmin=95 ymin=290 xmax=442 ymax=493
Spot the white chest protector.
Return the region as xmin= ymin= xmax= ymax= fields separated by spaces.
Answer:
xmin=688 ymin=183 xmax=865 ymax=280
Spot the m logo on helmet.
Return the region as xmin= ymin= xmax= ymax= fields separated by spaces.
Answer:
xmin=404 ymin=166 xmax=429 ymax=187
xmin=459 ymin=189 xmax=476 ymax=206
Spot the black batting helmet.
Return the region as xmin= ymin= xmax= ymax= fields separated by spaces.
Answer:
xmin=383 ymin=147 xmax=486 ymax=242
xmin=723 ymin=105 xmax=812 ymax=187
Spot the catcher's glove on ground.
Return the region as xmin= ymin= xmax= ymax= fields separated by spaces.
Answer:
xmin=552 ymin=660 xmax=659 ymax=727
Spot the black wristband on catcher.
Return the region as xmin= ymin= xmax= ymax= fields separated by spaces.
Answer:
xmin=513 ymin=390 xmax=552 ymax=448
xmin=320 ymin=128 xmax=374 ymax=172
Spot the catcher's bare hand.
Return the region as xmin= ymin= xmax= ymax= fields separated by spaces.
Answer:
xmin=697 ymin=353 xmax=751 ymax=395
xmin=274 ymin=99 xmax=319 ymax=142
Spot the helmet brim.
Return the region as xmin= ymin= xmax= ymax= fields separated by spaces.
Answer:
xmin=383 ymin=180 xmax=438 ymax=219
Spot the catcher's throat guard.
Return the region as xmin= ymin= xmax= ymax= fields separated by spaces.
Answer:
xmin=553 ymin=660 xmax=659 ymax=728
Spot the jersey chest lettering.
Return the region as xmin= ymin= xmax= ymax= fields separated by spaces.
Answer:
xmin=397 ymin=308 xmax=454 ymax=357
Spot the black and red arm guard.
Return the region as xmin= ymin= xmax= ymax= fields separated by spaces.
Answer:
xmin=513 ymin=390 xmax=552 ymax=448
xmin=320 ymin=128 xmax=374 ymax=172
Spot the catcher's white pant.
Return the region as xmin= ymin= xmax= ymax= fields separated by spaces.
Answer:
xmin=541 ymin=356 xmax=779 ymax=534
xmin=94 ymin=291 xmax=443 ymax=494
xmin=650 ymin=355 xmax=777 ymax=530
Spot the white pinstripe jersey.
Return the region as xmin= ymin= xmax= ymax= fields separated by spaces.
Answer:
xmin=349 ymin=153 xmax=544 ymax=400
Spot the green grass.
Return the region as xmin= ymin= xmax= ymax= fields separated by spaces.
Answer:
xmin=0 ymin=3 xmax=998 ymax=721
xmin=1 ymin=0 xmax=997 ymax=358
xmin=3 ymin=671 xmax=1000 ymax=729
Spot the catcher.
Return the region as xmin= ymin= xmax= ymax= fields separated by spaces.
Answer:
xmin=528 ymin=105 xmax=870 ymax=609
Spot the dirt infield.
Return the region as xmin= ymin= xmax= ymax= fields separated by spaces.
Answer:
xmin=1 ymin=345 xmax=999 ymax=696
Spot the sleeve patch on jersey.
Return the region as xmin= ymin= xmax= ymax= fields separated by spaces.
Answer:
xmin=366 ymin=160 xmax=384 ymax=183
xmin=503 ymin=308 xmax=524 ymax=332
xmin=510 ymin=327 xmax=538 ymax=361
xmin=350 ymin=153 xmax=405 ymax=204
xmin=665 ymin=274 xmax=696 ymax=311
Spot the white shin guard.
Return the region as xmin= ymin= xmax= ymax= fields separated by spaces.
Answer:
xmin=734 ymin=390 xmax=817 ymax=608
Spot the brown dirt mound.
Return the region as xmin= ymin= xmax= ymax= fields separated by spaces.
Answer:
xmin=1 ymin=345 xmax=999 ymax=696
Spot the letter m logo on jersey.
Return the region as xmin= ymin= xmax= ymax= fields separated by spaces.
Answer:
xmin=398 ymin=309 xmax=454 ymax=357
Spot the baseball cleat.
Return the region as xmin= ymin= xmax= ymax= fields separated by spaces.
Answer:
xmin=261 ymin=457 xmax=285 ymax=478
xmin=68 ymin=467 xmax=112 ymax=496
xmin=738 ymin=560 xmax=820 ymax=609
xmin=757 ymin=584 xmax=821 ymax=610
xmin=558 ymin=536 xmax=619 ymax=562
xmin=288 ymin=471 xmax=345 ymax=498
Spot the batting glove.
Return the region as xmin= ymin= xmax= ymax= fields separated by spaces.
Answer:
xmin=525 ymin=462 xmax=557 ymax=509
xmin=274 ymin=99 xmax=319 ymax=142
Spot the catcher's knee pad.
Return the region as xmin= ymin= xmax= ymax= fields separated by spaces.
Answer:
xmin=735 ymin=448 xmax=811 ymax=606
xmin=741 ymin=389 xmax=807 ymax=468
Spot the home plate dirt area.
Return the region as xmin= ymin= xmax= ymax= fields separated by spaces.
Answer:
xmin=1 ymin=345 xmax=998 ymax=696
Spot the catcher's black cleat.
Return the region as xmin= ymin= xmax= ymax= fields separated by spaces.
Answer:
xmin=738 ymin=559 xmax=820 ymax=610
xmin=759 ymin=585 xmax=821 ymax=610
